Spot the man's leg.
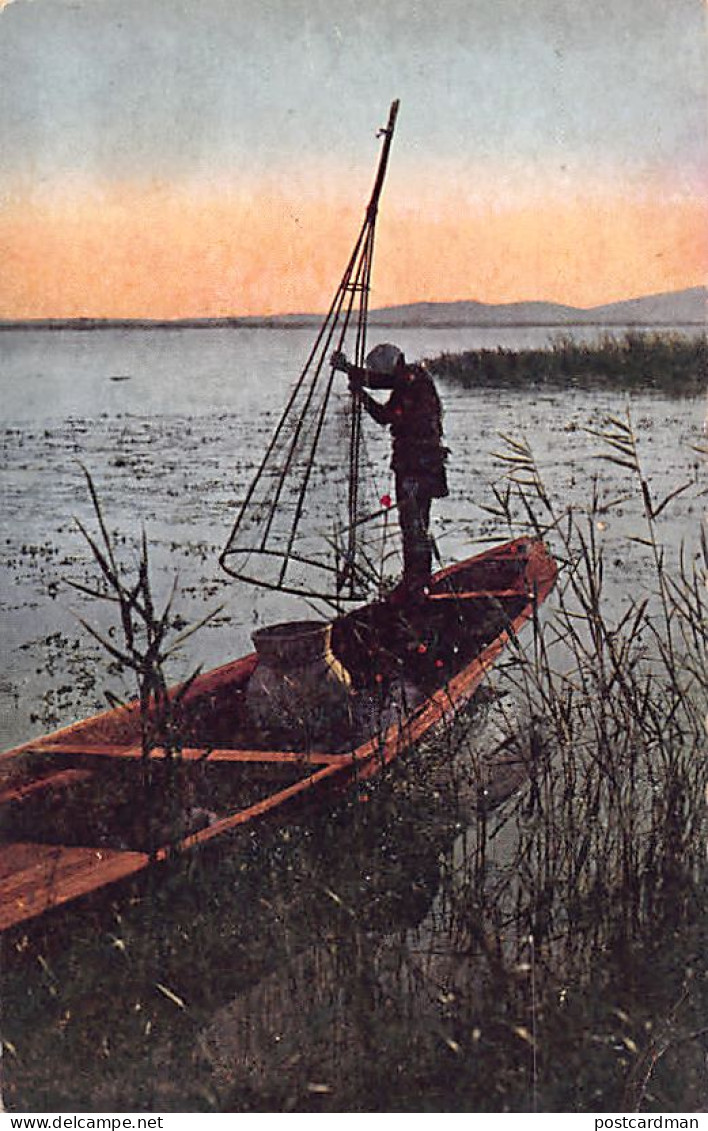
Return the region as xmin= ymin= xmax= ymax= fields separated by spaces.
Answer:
xmin=396 ymin=477 xmax=433 ymax=589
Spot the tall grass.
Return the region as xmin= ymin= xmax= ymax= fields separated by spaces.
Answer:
xmin=426 ymin=331 xmax=707 ymax=394
xmin=361 ymin=412 xmax=707 ymax=1111
xmin=68 ymin=466 xmax=221 ymax=848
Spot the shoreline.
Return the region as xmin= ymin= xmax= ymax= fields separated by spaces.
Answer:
xmin=0 ymin=318 xmax=705 ymax=333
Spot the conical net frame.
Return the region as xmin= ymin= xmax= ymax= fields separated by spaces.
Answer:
xmin=220 ymin=103 xmax=401 ymax=603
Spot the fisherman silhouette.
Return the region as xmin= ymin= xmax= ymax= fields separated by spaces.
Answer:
xmin=331 ymin=343 xmax=448 ymax=600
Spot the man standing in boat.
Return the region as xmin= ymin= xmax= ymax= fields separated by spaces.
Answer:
xmin=331 ymin=343 xmax=448 ymax=599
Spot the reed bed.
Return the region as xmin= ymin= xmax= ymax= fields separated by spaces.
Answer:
xmin=388 ymin=415 xmax=708 ymax=1111
xmin=426 ymin=331 xmax=707 ymax=394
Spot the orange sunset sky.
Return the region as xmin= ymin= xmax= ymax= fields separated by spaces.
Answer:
xmin=1 ymin=0 xmax=706 ymax=320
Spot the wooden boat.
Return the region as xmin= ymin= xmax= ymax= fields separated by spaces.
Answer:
xmin=0 ymin=535 xmax=556 ymax=932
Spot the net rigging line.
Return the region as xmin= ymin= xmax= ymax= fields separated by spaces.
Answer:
xmin=220 ymin=100 xmax=400 ymax=603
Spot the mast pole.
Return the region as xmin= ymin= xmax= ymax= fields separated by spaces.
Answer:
xmin=366 ymin=99 xmax=400 ymax=224
xmin=345 ymin=100 xmax=400 ymax=597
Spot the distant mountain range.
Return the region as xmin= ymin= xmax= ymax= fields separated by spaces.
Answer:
xmin=0 ymin=287 xmax=704 ymax=332
xmin=362 ymin=286 xmax=707 ymax=328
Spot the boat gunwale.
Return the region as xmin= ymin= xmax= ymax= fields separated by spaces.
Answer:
xmin=1 ymin=535 xmax=548 ymax=766
xmin=0 ymin=536 xmax=557 ymax=929
xmin=161 ymin=539 xmax=558 ymax=855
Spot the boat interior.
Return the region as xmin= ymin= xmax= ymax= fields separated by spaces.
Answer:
xmin=0 ymin=544 xmax=537 ymax=857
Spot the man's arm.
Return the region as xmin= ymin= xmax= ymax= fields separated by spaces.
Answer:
xmin=330 ymin=350 xmax=399 ymax=390
xmin=331 ymin=351 xmax=395 ymax=425
xmin=346 ymin=363 xmax=398 ymax=391
xmin=357 ymin=386 xmax=392 ymax=426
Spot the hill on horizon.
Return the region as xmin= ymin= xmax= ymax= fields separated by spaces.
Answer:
xmin=1 ymin=286 xmax=704 ymax=331
xmin=365 ymin=286 xmax=706 ymax=327
xmin=232 ymin=285 xmax=706 ymax=328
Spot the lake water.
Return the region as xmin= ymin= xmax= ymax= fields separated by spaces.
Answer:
xmin=0 ymin=323 xmax=704 ymax=750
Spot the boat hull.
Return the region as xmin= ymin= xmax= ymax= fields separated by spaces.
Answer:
xmin=0 ymin=536 xmax=557 ymax=931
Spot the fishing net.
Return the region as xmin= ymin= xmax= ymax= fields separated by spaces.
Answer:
xmin=220 ymin=102 xmax=402 ymax=604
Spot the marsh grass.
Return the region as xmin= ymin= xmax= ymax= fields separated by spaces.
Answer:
xmin=3 ymin=421 xmax=706 ymax=1112
xmin=68 ymin=466 xmax=222 ymax=847
xmin=394 ymin=411 xmax=708 ymax=1110
xmin=426 ymin=331 xmax=707 ymax=395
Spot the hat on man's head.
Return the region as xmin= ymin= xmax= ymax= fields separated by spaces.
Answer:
xmin=365 ymin=343 xmax=404 ymax=374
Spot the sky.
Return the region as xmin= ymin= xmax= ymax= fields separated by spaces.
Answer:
xmin=0 ymin=0 xmax=706 ymax=319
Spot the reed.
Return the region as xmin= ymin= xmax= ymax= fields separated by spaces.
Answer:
xmin=68 ymin=466 xmax=221 ymax=848
xmin=426 ymin=331 xmax=707 ymax=395
xmin=71 ymin=471 xmax=183 ymax=749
